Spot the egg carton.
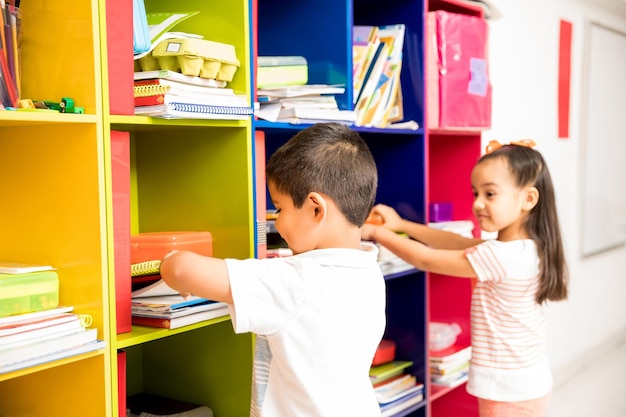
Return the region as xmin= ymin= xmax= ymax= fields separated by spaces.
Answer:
xmin=137 ymin=37 xmax=240 ymax=82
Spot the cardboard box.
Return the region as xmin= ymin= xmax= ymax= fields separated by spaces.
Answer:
xmin=0 ymin=270 xmax=59 ymax=317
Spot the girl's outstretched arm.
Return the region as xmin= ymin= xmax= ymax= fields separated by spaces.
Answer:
xmin=363 ymin=225 xmax=477 ymax=278
xmin=160 ymin=251 xmax=234 ymax=304
xmin=369 ymin=204 xmax=482 ymax=250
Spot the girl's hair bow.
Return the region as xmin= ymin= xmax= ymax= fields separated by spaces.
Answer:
xmin=485 ymin=139 xmax=537 ymax=154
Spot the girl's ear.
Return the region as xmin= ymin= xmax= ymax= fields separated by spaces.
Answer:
xmin=306 ymin=192 xmax=328 ymax=222
xmin=524 ymin=186 xmax=539 ymax=211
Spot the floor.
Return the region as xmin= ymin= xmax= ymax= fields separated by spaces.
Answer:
xmin=547 ymin=339 xmax=626 ymax=417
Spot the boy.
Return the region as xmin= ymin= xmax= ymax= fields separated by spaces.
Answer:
xmin=160 ymin=122 xmax=386 ymax=417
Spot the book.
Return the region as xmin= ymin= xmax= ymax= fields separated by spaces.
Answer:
xmin=132 ymin=300 xmax=226 ymax=319
xmin=257 ymin=84 xmax=345 ymax=99
xmin=374 ymin=373 xmax=422 ymax=404
xmin=276 ymin=107 xmax=356 ymax=123
xmin=357 ymin=24 xmax=406 ymax=127
xmin=353 ymin=25 xmax=380 ymax=104
xmin=378 ymin=382 xmax=424 ymax=406
xmin=134 ymin=102 xmax=253 ymax=119
xmin=131 ymin=295 xmax=216 ymax=312
xmin=134 ymin=78 xmax=235 ymax=97
xmin=0 ymin=327 xmax=98 ymax=367
xmin=0 ymin=261 xmax=53 ymax=274
xmin=430 ymin=359 xmax=470 ymax=376
xmin=0 ymin=306 xmax=73 ymax=326
xmin=131 ymin=260 xmax=162 ymax=277
xmin=429 ymin=344 xmax=472 ymax=363
xmin=134 ymin=70 xmax=227 ymax=88
xmin=131 ymin=278 xmax=185 ymax=298
xmin=369 ymin=360 xmax=413 ymax=384
xmin=133 ymin=11 xmax=201 ymax=60
xmin=0 ymin=312 xmax=81 ymax=337
xmin=379 ymin=388 xmax=423 ymax=417
xmin=131 ymin=305 xmax=229 ymax=329
xmin=132 ymin=274 xmax=162 ymax=291
xmin=257 ymin=55 xmax=308 ymax=89
xmin=0 ymin=317 xmax=84 ymax=348
xmin=135 ymin=90 xmax=248 ymax=108
xmin=0 ymin=339 xmax=106 ymax=375
xmin=431 ymin=369 xmax=469 ymax=387
xmin=353 ymin=41 xmax=390 ymax=121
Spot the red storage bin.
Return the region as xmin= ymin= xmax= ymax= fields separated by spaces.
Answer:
xmin=130 ymin=231 xmax=213 ymax=264
xmin=427 ymin=10 xmax=492 ymax=128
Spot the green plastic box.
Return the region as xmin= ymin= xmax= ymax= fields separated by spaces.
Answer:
xmin=0 ymin=270 xmax=59 ymax=317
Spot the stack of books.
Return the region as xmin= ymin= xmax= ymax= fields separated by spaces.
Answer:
xmin=133 ymin=70 xmax=253 ymax=120
xmin=0 ymin=306 xmax=105 ymax=374
xmin=255 ymin=84 xmax=355 ymax=125
xmin=130 ymin=260 xmax=229 ymax=330
xmin=430 ymin=345 xmax=472 ymax=388
xmin=352 ymin=24 xmax=406 ymax=128
xmin=370 ymin=360 xmax=424 ymax=416
xmin=257 ymin=55 xmax=308 ymax=89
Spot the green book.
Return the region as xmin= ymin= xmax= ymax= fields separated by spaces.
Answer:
xmin=369 ymin=360 xmax=413 ymax=384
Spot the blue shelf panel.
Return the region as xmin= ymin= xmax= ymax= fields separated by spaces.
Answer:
xmin=257 ymin=0 xmax=351 ymax=108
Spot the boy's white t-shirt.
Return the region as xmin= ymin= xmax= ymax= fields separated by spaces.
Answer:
xmin=465 ymin=239 xmax=553 ymax=402
xmin=225 ymin=243 xmax=386 ymax=417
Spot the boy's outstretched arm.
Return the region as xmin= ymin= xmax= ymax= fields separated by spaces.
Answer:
xmin=160 ymin=251 xmax=234 ymax=304
xmin=363 ymin=225 xmax=477 ymax=278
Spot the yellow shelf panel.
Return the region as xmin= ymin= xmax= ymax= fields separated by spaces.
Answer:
xmin=115 ymin=315 xmax=232 ymax=349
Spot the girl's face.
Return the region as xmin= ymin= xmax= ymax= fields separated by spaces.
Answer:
xmin=470 ymin=157 xmax=536 ymax=241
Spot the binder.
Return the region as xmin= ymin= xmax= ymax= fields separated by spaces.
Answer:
xmin=255 ymin=131 xmax=267 ymax=259
xmin=133 ymin=0 xmax=150 ymax=55
xmin=117 ymin=350 xmax=127 ymax=417
xmin=111 ymin=131 xmax=132 ymax=334
xmin=106 ymin=0 xmax=134 ymax=115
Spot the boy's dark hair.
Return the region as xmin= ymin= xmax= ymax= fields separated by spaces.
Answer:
xmin=266 ymin=122 xmax=378 ymax=227
xmin=479 ymin=145 xmax=569 ymax=304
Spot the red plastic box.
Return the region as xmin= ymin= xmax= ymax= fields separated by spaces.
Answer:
xmin=372 ymin=339 xmax=397 ymax=366
xmin=130 ymin=231 xmax=213 ymax=264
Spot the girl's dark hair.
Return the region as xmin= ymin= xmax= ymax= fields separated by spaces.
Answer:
xmin=478 ymin=145 xmax=569 ymax=304
xmin=266 ymin=122 xmax=378 ymax=226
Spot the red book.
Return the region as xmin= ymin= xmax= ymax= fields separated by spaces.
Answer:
xmin=132 ymin=306 xmax=229 ymax=329
xmin=134 ymin=91 xmax=247 ymax=108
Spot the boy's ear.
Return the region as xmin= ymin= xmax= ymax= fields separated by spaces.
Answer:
xmin=524 ymin=186 xmax=539 ymax=211
xmin=306 ymin=192 xmax=328 ymax=221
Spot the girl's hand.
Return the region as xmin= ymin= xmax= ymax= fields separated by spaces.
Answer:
xmin=370 ymin=204 xmax=405 ymax=231
xmin=361 ymin=223 xmax=379 ymax=241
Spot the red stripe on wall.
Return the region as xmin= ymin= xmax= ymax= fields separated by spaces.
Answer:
xmin=558 ymin=20 xmax=573 ymax=138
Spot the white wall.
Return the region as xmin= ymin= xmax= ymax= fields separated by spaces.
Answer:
xmin=486 ymin=0 xmax=626 ymax=387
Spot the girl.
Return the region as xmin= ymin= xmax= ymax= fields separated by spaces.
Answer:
xmin=362 ymin=142 xmax=569 ymax=417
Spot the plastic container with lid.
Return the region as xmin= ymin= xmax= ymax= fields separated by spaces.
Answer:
xmin=0 ymin=270 xmax=59 ymax=317
xmin=429 ymin=322 xmax=462 ymax=351
xmin=130 ymin=231 xmax=213 ymax=264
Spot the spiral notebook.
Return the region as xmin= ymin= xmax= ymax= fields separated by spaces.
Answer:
xmin=135 ymin=102 xmax=253 ymax=119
